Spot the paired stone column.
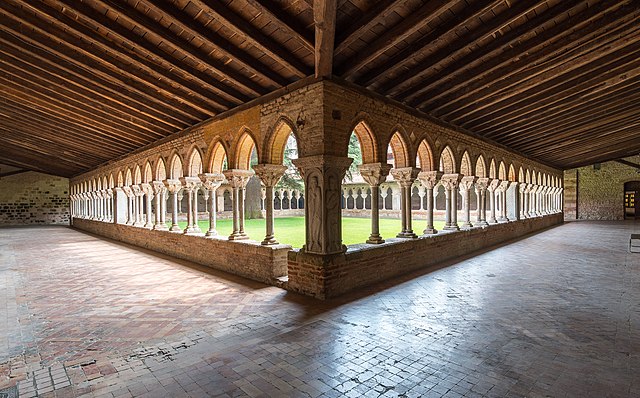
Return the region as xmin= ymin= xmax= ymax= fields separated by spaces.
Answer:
xmin=179 ymin=176 xmax=203 ymax=235
xmin=292 ymin=155 xmax=352 ymax=255
xmin=164 ymin=179 xmax=182 ymax=232
xmin=223 ymin=169 xmax=255 ymax=240
xmin=140 ymin=183 xmax=154 ymax=228
xmin=417 ymin=170 xmax=442 ymax=234
xmin=474 ymin=178 xmax=490 ymax=226
xmin=121 ymin=187 xmax=133 ymax=224
xmin=487 ymin=179 xmax=500 ymax=224
xmin=199 ymin=173 xmax=225 ymax=238
xmin=390 ymin=167 xmax=419 ymax=238
xmin=497 ymin=181 xmax=510 ymax=222
xmin=132 ymin=185 xmax=144 ymax=227
xmin=442 ymin=174 xmax=462 ymax=231
xmin=535 ymin=185 xmax=545 ymax=216
xmin=459 ymin=176 xmax=477 ymax=229
xmin=252 ymin=164 xmax=287 ymax=245
xmin=359 ymin=163 xmax=392 ymax=243
xmin=106 ymin=188 xmax=113 ymax=222
xmin=152 ymin=181 xmax=168 ymax=230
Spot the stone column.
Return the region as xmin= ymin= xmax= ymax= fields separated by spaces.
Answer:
xmin=390 ymin=167 xmax=419 ymax=239
xmin=223 ymin=169 xmax=255 ymax=240
xmin=359 ymin=163 xmax=392 ymax=244
xmin=536 ymin=185 xmax=545 ymax=215
xmin=164 ymin=179 xmax=182 ymax=232
xmin=199 ymin=173 xmax=225 ymax=238
xmin=152 ymin=181 xmax=168 ymax=230
xmin=121 ymin=187 xmax=133 ymax=224
xmin=519 ymin=183 xmax=527 ymax=219
xmin=487 ymin=179 xmax=500 ymax=224
xmin=497 ymin=181 xmax=510 ymax=222
xmin=140 ymin=183 xmax=154 ymax=228
xmin=475 ymin=178 xmax=490 ymax=226
xmin=131 ymin=185 xmax=144 ymax=227
xmin=417 ymin=170 xmax=442 ymax=234
xmin=292 ymin=155 xmax=352 ymax=255
xmin=252 ymin=164 xmax=287 ymax=245
xmin=459 ymin=176 xmax=477 ymax=229
xmin=179 ymin=177 xmax=203 ymax=235
xmin=442 ymin=174 xmax=462 ymax=231
xmin=106 ymin=189 xmax=113 ymax=222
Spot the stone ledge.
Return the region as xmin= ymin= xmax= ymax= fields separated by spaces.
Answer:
xmin=72 ymin=218 xmax=291 ymax=285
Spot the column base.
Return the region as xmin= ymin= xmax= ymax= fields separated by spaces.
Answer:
xmin=261 ymin=235 xmax=280 ymax=245
xmin=228 ymin=232 xmax=249 ymax=240
xmin=461 ymin=222 xmax=473 ymax=229
xmin=443 ymin=223 xmax=460 ymax=231
xmin=396 ymin=231 xmax=418 ymax=239
xmin=366 ymin=234 xmax=385 ymax=244
xmin=170 ymin=224 xmax=182 ymax=232
xmin=474 ymin=221 xmax=489 ymax=227
xmin=205 ymin=229 xmax=218 ymax=238
xmin=497 ymin=217 xmax=508 ymax=223
xmin=422 ymin=227 xmax=438 ymax=235
xmin=144 ymin=222 xmax=154 ymax=229
xmin=153 ymin=224 xmax=169 ymax=231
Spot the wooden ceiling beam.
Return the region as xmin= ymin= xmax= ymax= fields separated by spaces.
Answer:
xmin=384 ymin=0 xmax=545 ymax=99
xmin=314 ymin=0 xmax=337 ymax=78
xmin=450 ymin=26 xmax=640 ymax=124
xmin=334 ymin=0 xmax=400 ymax=56
xmin=139 ymin=0 xmax=290 ymax=88
xmin=0 ymin=134 xmax=98 ymax=170
xmin=0 ymin=150 xmax=76 ymax=177
xmin=243 ymin=0 xmax=314 ymax=52
xmin=0 ymin=61 xmax=171 ymax=138
xmin=490 ymin=81 xmax=640 ymax=144
xmin=402 ymin=0 xmax=584 ymax=106
xmin=338 ymin=0 xmax=453 ymax=79
xmin=0 ymin=6 xmax=210 ymax=121
xmin=45 ymin=0 xmax=246 ymax=107
xmin=460 ymin=43 xmax=640 ymax=130
xmin=191 ymin=0 xmax=311 ymax=78
xmin=423 ymin=1 xmax=636 ymax=116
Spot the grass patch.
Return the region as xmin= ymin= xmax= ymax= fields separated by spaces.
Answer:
xmin=178 ymin=216 xmax=446 ymax=248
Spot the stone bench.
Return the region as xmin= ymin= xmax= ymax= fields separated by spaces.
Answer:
xmin=630 ymin=234 xmax=640 ymax=253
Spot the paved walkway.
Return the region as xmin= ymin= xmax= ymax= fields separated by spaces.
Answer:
xmin=0 ymin=221 xmax=638 ymax=397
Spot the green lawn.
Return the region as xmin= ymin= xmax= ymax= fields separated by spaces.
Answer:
xmin=177 ymin=216 xmax=446 ymax=248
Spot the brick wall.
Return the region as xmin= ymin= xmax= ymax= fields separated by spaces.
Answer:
xmin=72 ymin=219 xmax=290 ymax=285
xmin=287 ymin=214 xmax=563 ymax=299
xmin=0 ymin=171 xmax=69 ymax=226
xmin=564 ymin=156 xmax=640 ymax=220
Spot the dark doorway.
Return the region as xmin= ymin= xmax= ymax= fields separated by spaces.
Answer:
xmin=624 ymin=181 xmax=640 ymax=219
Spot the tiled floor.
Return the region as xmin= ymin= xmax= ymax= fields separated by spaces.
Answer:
xmin=0 ymin=221 xmax=638 ymax=397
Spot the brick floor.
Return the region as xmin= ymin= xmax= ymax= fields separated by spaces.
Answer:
xmin=0 ymin=221 xmax=639 ymax=397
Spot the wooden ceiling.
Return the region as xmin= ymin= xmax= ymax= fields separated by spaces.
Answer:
xmin=1 ymin=0 xmax=639 ymax=177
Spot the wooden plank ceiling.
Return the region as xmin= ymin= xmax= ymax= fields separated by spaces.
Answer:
xmin=1 ymin=0 xmax=639 ymax=177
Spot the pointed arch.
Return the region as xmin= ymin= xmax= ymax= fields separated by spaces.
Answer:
xmin=236 ymin=130 xmax=257 ymax=170
xmin=102 ymin=176 xmax=108 ymax=189
xmin=117 ymin=171 xmax=124 ymax=187
xmin=134 ymin=165 xmax=142 ymax=184
xmin=169 ymin=152 xmax=184 ymax=179
xmin=95 ymin=177 xmax=101 ymax=190
xmin=125 ymin=168 xmax=133 ymax=186
xmin=109 ymin=173 xmax=114 ymax=188
xmin=439 ymin=146 xmax=456 ymax=173
xmin=475 ymin=155 xmax=487 ymax=178
xmin=508 ymin=164 xmax=516 ymax=182
xmin=352 ymin=120 xmax=377 ymax=164
xmin=460 ymin=151 xmax=472 ymax=176
xmin=387 ymin=131 xmax=410 ymax=168
xmin=187 ymin=146 xmax=204 ymax=176
xmin=416 ymin=139 xmax=434 ymax=171
xmin=267 ymin=118 xmax=299 ymax=164
xmin=489 ymin=158 xmax=496 ymax=179
xmin=537 ymin=172 xmax=542 ymax=185
xmin=525 ymin=169 xmax=531 ymax=184
xmin=498 ymin=161 xmax=507 ymax=180
xmin=206 ymin=139 xmax=229 ymax=173
xmin=155 ymin=157 xmax=167 ymax=181
xmin=143 ymin=161 xmax=153 ymax=183
xmin=518 ymin=167 xmax=524 ymax=183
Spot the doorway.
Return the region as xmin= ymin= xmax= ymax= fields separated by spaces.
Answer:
xmin=624 ymin=181 xmax=640 ymax=219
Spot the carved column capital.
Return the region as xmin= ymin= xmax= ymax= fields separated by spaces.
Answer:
xmin=140 ymin=183 xmax=154 ymax=196
xmin=121 ymin=186 xmax=134 ymax=197
xmin=497 ymin=180 xmax=511 ymax=192
xmin=417 ymin=170 xmax=442 ymax=189
xmin=152 ymin=181 xmax=167 ymax=195
xmin=358 ymin=163 xmax=392 ymax=187
xmin=535 ymin=185 xmax=545 ymax=194
xmin=440 ymin=173 xmax=462 ymax=190
xmin=252 ymin=164 xmax=287 ymax=188
xmin=222 ymin=169 xmax=255 ymax=189
xmin=199 ymin=173 xmax=226 ymax=191
xmin=474 ymin=177 xmax=490 ymax=192
xmin=163 ymin=179 xmax=183 ymax=194
xmin=179 ymin=176 xmax=203 ymax=193
xmin=487 ymin=179 xmax=501 ymax=192
xmin=459 ymin=176 xmax=478 ymax=191
xmin=131 ymin=185 xmax=144 ymax=197
xmin=390 ymin=167 xmax=420 ymax=188
xmin=292 ymin=155 xmax=353 ymax=178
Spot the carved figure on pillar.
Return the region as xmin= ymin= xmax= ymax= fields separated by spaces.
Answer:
xmin=252 ymin=164 xmax=287 ymax=245
xmin=292 ymin=155 xmax=352 ymax=255
xmin=223 ymin=169 xmax=255 ymax=240
xmin=359 ymin=163 xmax=392 ymax=244
xmin=417 ymin=171 xmax=442 ymax=234
xmin=390 ymin=167 xmax=420 ymax=238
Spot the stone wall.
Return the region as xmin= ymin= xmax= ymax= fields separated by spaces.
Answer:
xmin=564 ymin=156 xmax=640 ymax=220
xmin=72 ymin=218 xmax=290 ymax=285
xmin=0 ymin=171 xmax=69 ymax=226
xmin=287 ymin=214 xmax=563 ymax=299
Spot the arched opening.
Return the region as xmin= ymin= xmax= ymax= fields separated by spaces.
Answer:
xmin=125 ymin=168 xmax=133 ymax=186
xmin=156 ymin=158 xmax=167 ymax=181
xmin=460 ymin=151 xmax=472 ymax=176
xmin=388 ymin=131 xmax=410 ymax=169
xmin=207 ymin=141 xmax=228 ymax=173
xmin=439 ymin=146 xmax=456 ymax=174
xmin=134 ymin=165 xmax=142 ymax=185
xmin=416 ymin=140 xmax=434 ymax=171
xmin=518 ymin=167 xmax=524 ymax=183
xmin=498 ymin=162 xmax=507 ymax=180
xmin=526 ymin=169 xmax=531 ymax=184
xmin=352 ymin=121 xmax=377 ymax=164
xmin=475 ymin=155 xmax=487 ymax=178
xmin=117 ymin=171 xmax=124 ymax=187
xmin=187 ymin=148 xmax=203 ymax=177
xmin=489 ymin=159 xmax=497 ymax=179
xmin=169 ymin=154 xmax=183 ymax=179
xmin=508 ymin=164 xmax=516 ymax=182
